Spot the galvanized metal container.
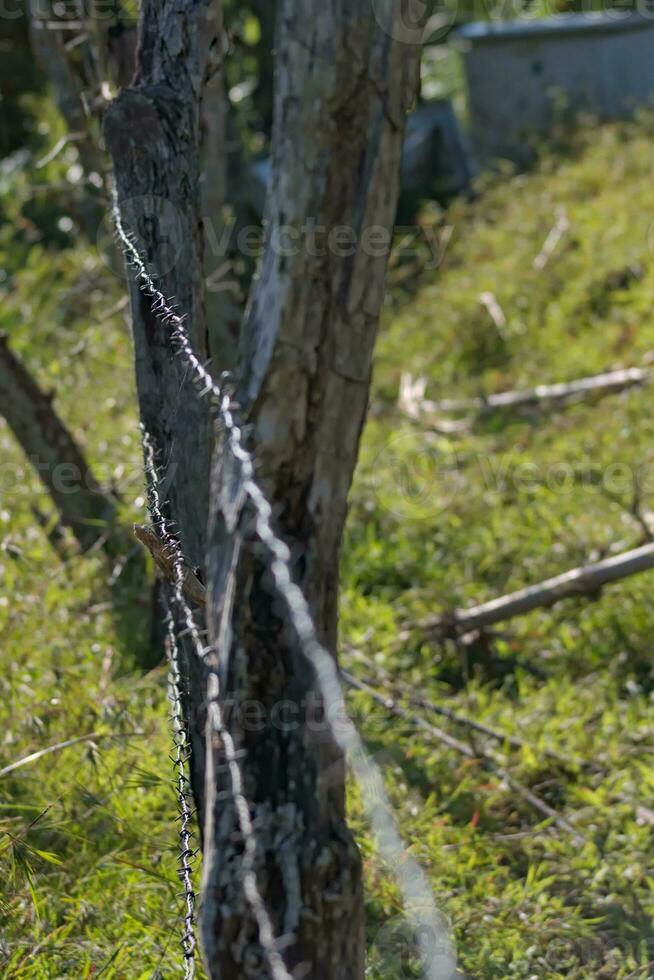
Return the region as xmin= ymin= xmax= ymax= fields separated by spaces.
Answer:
xmin=457 ymin=12 xmax=654 ymax=164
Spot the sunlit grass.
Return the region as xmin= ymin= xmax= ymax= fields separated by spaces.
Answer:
xmin=2 ymin=115 xmax=654 ymax=977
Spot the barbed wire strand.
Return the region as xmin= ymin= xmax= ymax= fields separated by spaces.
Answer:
xmin=118 ymin=193 xmax=454 ymax=980
xmin=164 ymin=604 xmax=198 ymax=978
xmin=141 ymin=428 xmax=293 ymax=980
xmin=141 ymin=428 xmax=197 ymax=977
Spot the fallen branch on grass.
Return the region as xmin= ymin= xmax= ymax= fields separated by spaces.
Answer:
xmin=0 ymin=731 xmax=145 ymax=778
xmin=347 ymin=648 xmax=540 ymax=755
xmin=479 ymin=291 xmax=508 ymax=336
xmin=399 ymin=366 xmax=651 ymax=429
xmin=344 ymin=670 xmax=585 ymax=842
xmin=419 ymin=542 xmax=654 ymax=637
xmin=533 ymin=206 xmax=570 ymax=271
xmin=398 ymin=374 xmax=472 ymax=434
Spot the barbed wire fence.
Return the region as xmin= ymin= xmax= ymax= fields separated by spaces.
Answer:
xmin=163 ymin=604 xmax=198 ymax=978
xmin=141 ymin=428 xmax=293 ymax=980
xmin=116 ymin=190 xmax=454 ymax=980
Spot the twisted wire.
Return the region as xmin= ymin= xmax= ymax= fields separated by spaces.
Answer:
xmin=140 ymin=427 xmax=197 ymax=977
xmin=164 ymin=605 xmax=198 ymax=978
xmin=119 ymin=194 xmax=453 ymax=980
xmin=141 ymin=428 xmax=293 ymax=980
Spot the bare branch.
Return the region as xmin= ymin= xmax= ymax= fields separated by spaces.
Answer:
xmin=479 ymin=291 xmax=508 ymax=336
xmin=344 ymin=671 xmax=585 ymax=843
xmin=533 ymin=206 xmax=570 ymax=271
xmin=400 ymin=367 xmax=651 ymax=428
xmin=0 ymin=731 xmax=144 ymax=779
xmin=420 ymin=543 xmax=654 ymax=637
xmin=347 ymin=648 xmax=533 ymax=754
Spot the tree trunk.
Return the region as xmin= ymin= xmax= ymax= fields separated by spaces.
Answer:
xmin=106 ymin=0 xmax=423 ymax=974
xmin=201 ymin=46 xmax=244 ymax=367
xmin=0 ymin=334 xmax=116 ymax=551
xmin=104 ymin=0 xmax=221 ymax=814
xmin=27 ymin=3 xmax=104 ymax=180
xmin=202 ymin=3 xmax=424 ymax=977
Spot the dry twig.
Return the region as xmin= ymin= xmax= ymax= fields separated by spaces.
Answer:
xmin=420 ymin=543 xmax=654 ymax=637
xmin=399 ymin=366 xmax=651 ymax=430
xmin=533 ymin=206 xmax=570 ymax=271
xmin=344 ymin=670 xmax=585 ymax=843
xmin=0 ymin=731 xmax=144 ymax=778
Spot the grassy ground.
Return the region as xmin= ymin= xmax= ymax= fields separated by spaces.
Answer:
xmin=2 ymin=111 xmax=654 ymax=978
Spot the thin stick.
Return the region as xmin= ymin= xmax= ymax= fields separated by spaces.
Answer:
xmin=348 ymin=648 xmax=593 ymax=771
xmin=0 ymin=732 xmax=143 ymax=778
xmin=35 ymin=132 xmax=84 ymax=169
xmin=479 ymin=291 xmax=507 ymax=336
xmin=421 ymin=543 xmax=654 ymax=637
xmin=347 ymin=649 xmax=526 ymax=753
xmin=533 ymin=206 xmax=570 ymax=271
xmin=344 ymin=671 xmax=586 ymax=844
xmin=399 ymin=366 xmax=651 ymax=426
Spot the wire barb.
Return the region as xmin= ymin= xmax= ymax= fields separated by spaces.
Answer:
xmin=141 ymin=432 xmax=198 ymax=979
xmin=117 ymin=190 xmax=454 ymax=980
xmin=141 ymin=427 xmax=293 ymax=980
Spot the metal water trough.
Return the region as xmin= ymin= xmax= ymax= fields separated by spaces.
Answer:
xmin=457 ymin=12 xmax=654 ymax=164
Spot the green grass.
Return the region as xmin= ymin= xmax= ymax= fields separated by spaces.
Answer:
xmin=2 ymin=112 xmax=654 ymax=977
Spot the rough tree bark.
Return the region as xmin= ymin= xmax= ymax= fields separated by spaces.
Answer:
xmin=104 ymin=0 xmax=222 ymax=810
xmin=201 ymin=42 xmax=244 ymax=367
xmin=0 ymin=334 xmax=116 ymax=551
xmin=107 ymin=0 xmax=424 ymax=976
xmin=202 ymin=3 xmax=425 ymax=978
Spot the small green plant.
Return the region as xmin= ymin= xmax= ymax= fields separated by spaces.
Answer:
xmin=2 ymin=114 xmax=654 ymax=977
